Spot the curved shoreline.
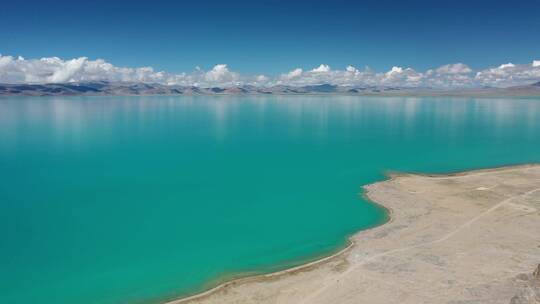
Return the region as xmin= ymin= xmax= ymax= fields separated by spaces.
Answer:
xmin=167 ymin=241 xmax=355 ymax=304
xmin=166 ymin=206 xmax=389 ymax=304
xmin=165 ymin=184 xmax=393 ymax=304
xmin=166 ymin=163 xmax=540 ymax=304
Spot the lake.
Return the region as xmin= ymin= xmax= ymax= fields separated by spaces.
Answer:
xmin=1 ymin=95 xmax=539 ymax=304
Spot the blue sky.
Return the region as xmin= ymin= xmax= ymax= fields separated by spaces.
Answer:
xmin=1 ymin=0 xmax=539 ymax=75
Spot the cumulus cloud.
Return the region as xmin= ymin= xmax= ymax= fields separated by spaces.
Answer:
xmin=282 ymin=68 xmax=303 ymax=80
xmin=422 ymin=63 xmax=475 ymax=88
xmin=311 ymin=64 xmax=331 ymax=73
xmin=435 ymin=63 xmax=472 ymax=74
xmin=0 ymin=55 xmax=250 ymax=87
xmin=1 ymin=54 xmax=539 ymax=88
xmin=203 ymin=64 xmax=239 ymax=85
xmin=474 ymin=61 xmax=540 ymax=86
xmin=382 ymin=67 xmax=423 ymax=86
xmin=277 ymin=64 xmax=378 ymax=87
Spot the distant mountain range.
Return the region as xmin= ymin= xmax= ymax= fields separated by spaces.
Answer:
xmin=1 ymin=81 xmax=540 ymax=97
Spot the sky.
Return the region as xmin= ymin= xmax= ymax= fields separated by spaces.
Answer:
xmin=1 ymin=0 xmax=539 ymax=87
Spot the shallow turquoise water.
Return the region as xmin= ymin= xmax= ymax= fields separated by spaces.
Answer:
xmin=1 ymin=95 xmax=539 ymax=304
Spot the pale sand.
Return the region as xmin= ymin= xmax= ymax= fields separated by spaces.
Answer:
xmin=169 ymin=164 xmax=540 ymax=304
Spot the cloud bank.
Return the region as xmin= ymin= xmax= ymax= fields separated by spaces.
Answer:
xmin=1 ymin=54 xmax=539 ymax=88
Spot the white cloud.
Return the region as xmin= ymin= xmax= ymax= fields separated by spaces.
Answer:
xmin=0 ymin=55 xmax=253 ymax=87
xmin=498 ymin=63 xmax=515 ymax=69
xmin=256 ymin=75 xmax=269 ymax=82
xmin=283 ymin=68 xmax=303 ymax=80
xmin=48 ymin=57 xmax=87 ymax=83
xmin=422 ymin=63 xmax=474 ymax=88
xmin=345 ymin=65 xmax=358 ymax=73
xmin=1 ymin=54 xmax=540 ymax=88
xmin=203 ymin=64 xmax=239 ymax=85
xmin=475 ymin=61 xmax=540 ymax=86
xmin=435 ymin=63 xmax=472 ymax=74
xmin=382 ymin=67 xmax=423 ymax=86
xmin=386 ymin=66 xmax=403 ymax=76
xmin=311 ymin=64 xmax=331 ymax=73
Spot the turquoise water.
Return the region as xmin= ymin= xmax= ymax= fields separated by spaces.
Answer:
xmin=1 ymin=95 xmax=540 ymax=304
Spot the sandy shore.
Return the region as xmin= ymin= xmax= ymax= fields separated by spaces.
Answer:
xmin=168 ymin=164 xmax=540 ymax=304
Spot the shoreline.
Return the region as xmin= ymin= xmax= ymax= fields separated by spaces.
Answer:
xmin=167 ymin=201 xmax=389 ymax=304
xmin=165 ymin=163 xmax=540 ymax=304
xmin=167 ymin=242 xmax=355 ymax=304
xmin=165 ymin=170 xmax=398 ymax=304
